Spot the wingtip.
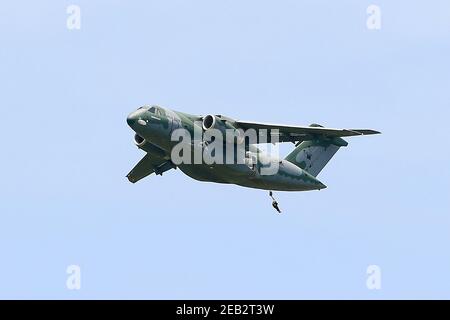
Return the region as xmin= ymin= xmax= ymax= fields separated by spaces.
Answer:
xmin=126 ymin=174 xmax=136 ymax=183
xmin=353 ymin=129 xmax=381 ymax=135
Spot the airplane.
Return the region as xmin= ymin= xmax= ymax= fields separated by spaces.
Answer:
xmin=126 ymin=105 xmax=380 ymax=213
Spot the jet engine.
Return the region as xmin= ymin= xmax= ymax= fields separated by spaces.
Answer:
xmin=202 ymin=114 xmax=244 ymax=144
xmin=134 ymin=133 xmax=146 ymax=147
xmin=202 ymin=114 xmax=219 ymax=131
xmin=133 ymin=133 xmax=166 ymax=157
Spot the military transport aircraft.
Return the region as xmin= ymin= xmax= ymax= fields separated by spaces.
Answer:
xmin=126 ymin=105 xmax=379 ymax=213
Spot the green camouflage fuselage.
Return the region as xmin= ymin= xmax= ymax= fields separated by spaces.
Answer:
xmin=127 ymin=106 xmax=326 ymax=191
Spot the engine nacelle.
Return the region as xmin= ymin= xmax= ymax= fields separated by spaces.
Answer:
xmin=133 ymin=134 xmax=166 ymax=157
xmin=201 ymin=114 xmax=217 ymax=131
xmin=134 ymin=133 xmax=146 ymax=147
xmin=202 ymin=114 xmax=244 ymax=144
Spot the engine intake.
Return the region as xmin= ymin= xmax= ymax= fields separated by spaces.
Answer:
xmin=134 ymin=134 xmax=146 ymax=147
xmin=202 ymin=114 xmax=216 ymax=131
xmin=202 ymin=114 xmax=244 ymax=144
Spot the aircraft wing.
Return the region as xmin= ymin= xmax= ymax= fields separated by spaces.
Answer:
xmin=235 ymin=120 xmax=380 ymax=143
xmin=126 ymin=153 xmax=175 ymax=183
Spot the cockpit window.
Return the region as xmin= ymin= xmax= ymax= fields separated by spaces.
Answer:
xmin=148 ymin=106 xmax=157 ymax=113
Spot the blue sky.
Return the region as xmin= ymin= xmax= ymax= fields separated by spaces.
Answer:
xmin=0 ymin=0 xmax=449 ymax=299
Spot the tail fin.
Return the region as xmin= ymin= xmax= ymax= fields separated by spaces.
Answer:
xmin=285 ymin=126 xmax=348 ymax=177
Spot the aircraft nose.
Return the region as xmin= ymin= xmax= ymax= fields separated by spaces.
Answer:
xmin=127 ymin=112 xmax=136 ymax=126
xmin=127 ymin=110 xmax=142 ymax=127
